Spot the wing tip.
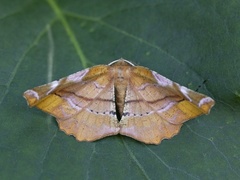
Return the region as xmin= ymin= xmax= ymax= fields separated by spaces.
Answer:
xmin=199 ymin=97 xmax=215 ymax=114
xmin=23 ymin=89 xmax=39 ymax=107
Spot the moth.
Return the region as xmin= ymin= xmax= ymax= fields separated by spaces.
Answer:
xmin=23 ymin=59 xmax=215 ymax=144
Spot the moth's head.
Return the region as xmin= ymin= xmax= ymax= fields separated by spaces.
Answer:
xmin=108 ymin=58 xmax=135 ymax=67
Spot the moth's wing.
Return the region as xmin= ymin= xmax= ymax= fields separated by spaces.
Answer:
xmin=119 ymin=67 xmax=215 ymax=144
xmin=23 ymin=66 xmax=120 ymax=141
xmin=23 ymin=68 xmax=90 ymax=107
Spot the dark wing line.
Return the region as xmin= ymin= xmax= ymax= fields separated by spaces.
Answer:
xmin=78 ymin=78 xmax=115 ymax=109
xmin=125 ymin=95 xmax=182 ymax=104
xmin=128 ymin=81 xmax=183 ymax=114
xmin=55 ymin=91 xmax=114 ymax=103
xmin=127 ymin=82 xmax=177 ymax=134
xmin=57 ymin=79 xmax=115 ymax=120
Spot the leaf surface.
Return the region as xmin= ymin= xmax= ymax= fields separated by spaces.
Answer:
xmin=1 ymin=0 xmax=240 ymax=179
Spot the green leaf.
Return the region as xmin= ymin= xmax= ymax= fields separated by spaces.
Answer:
xmin=1 ymin=0 xmax=240 ymax=179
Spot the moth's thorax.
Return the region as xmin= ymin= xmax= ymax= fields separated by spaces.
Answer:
xmin=110 ymin=61 xmax=133 ymax=120
xmin=112 ymin=66 xmax=131 ymax=82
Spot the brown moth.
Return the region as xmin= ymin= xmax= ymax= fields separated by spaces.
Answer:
xmin=23 ymin=59 xmax=215 ymax=144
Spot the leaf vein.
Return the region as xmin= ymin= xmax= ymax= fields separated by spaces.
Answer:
xmin=186 ymin=124 xmax=240 ymax=178
xmin=122 ymin=138 xmax=151 ymax=180
xmin=0 ymin=22 xmax=52 ymax=105
xmin=144 ymin=145 xmax=200 ymax=180
xmin=46 ymin=0 xmax=88 ymax=68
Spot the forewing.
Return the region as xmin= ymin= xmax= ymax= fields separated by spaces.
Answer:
xmin=119 ymin=67 xmax=215 ymax=144
xmin=23 ymin=66 xmax=120 ymax=141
